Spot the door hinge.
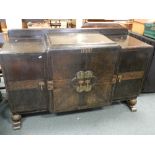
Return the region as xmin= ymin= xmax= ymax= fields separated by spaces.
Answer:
xmin=47 ymin=81 xmax=54 ymax=90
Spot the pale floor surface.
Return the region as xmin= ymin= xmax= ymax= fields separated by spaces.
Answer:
xmin=0 ymin=93 xmax=155 ymax=135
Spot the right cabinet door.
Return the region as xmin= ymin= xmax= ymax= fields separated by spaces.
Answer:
xmin=113 ymin=48 xmax=152 ymax=100
xmin=83 ymin=47 xmax=119 ymax=108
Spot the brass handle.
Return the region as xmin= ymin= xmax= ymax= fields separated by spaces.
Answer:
xmin=38 ymin=81 xmax=45 ymax=90
xmin=118 ymin=75 xmax=122 ymax=83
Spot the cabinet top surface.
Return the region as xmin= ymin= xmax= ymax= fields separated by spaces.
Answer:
xmin=107 ymin=35 xmax=152 ymax=49
xmin=0 ymin=36 xmax=46 ymax=54
xmin=47 ymin=33 xmax=115 ymax=48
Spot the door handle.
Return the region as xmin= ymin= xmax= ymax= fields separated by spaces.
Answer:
xmin=38 ymin=81 xmax=45 ymax=90
xmin=118 ymin=75 xmax=122 ymax=83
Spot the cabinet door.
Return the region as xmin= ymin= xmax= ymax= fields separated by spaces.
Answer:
xmin=2 ymin=53 xmax=48 ymax=113
xmin=50 ymin=47 xmax=119 ymax=113
xmin=113 ymin=49 xmax=152 ymax=100
xmin=49 ymin=49 xmax=85 ymax=112
xmin=84 ymin=47 xmax=119 ymax=108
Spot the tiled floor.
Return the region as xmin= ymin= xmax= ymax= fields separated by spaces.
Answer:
xmin=0 ymin=93 xmax=155 ymax=135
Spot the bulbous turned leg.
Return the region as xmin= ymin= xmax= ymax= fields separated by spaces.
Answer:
xmin=12 ymin=114 xmax=22 ymax=130
xmin=128 ymin=98 xmax=137 ymax=112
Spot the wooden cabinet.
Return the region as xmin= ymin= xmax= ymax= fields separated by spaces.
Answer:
xmin=0 ymin=29 xmax=153 ymax=129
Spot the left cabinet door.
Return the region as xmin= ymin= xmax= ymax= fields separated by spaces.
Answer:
xmin=1 ymin=53 xmax=49 ymax=114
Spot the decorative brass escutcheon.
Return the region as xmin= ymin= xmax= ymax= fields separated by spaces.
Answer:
xmin=72 ymin=70 xmax=96 ymax=93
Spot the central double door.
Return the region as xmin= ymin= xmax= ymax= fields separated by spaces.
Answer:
xmin=47 ymin=46 xmax=120 ymax=113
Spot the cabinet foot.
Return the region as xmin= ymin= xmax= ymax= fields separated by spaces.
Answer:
xmin=128 ymin=98 xmax=137 ymax=112
xmin=12 ymin=114 xmax=22 ymax=130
